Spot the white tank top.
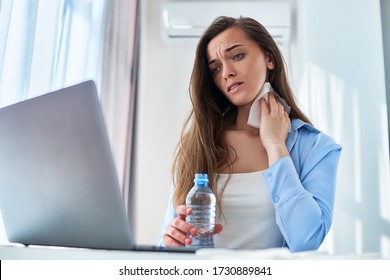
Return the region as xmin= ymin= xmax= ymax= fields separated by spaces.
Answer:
xmin=214 ymin=171 xmax=284 ymax=249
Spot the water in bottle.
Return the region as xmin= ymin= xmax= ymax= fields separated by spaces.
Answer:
xmin=185 ymin=173 xmax=216 ymax=248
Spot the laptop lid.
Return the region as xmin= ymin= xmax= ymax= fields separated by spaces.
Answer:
xmin=0 ymin=80 xmax=137 ymax=250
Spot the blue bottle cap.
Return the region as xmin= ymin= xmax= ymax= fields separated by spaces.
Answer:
xmin=194 ymin=173 xmax=208 ymax=183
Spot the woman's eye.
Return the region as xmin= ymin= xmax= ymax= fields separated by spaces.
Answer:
xmin=233 ymin=54 xmax=244 ymax=60
xmin=211 ymin=66 xmax=221 ymax=75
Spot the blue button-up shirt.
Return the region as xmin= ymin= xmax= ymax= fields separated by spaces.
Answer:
xmin=158 ymin=118 xmax=342 ymax=252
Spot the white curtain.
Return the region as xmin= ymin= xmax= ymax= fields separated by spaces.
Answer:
xmin=99 ymin=0 xmax=139 ymax=200
xmin=0 ymin=0 xmax=106 ymax=106
xmin=0 ymin=0 xmax=139 ymax=244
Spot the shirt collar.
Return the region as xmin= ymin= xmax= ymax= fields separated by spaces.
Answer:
xmin=286 ymin=119 xmax=319 ymax=152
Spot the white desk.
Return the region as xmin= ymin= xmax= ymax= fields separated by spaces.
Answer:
xmin=0 ymin=245 xmax=201 ymax=260
xmin=0 ymin=245 xmax=383 ymax=260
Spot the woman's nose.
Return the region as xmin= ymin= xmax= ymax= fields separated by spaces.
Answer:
xmin=222 ymin=63 xmax=236 ymax=80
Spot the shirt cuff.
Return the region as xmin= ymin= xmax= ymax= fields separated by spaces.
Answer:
xmin=263 ymin=156 xmax=305 ymax=206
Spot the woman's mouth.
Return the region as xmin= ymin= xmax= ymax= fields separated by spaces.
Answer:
xmin=227 ymin=82 xmax=243 ymax=93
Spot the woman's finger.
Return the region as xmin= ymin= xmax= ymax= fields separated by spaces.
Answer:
xmin=171 ymin=217 xmax=197 ymax=236
xmin=214 ymin=224 xmax=223 ymax=234
xmin=176 ymin=205 xmax=192 ymax=219
xmin=162 ymin=233 xmax=188 ymax=247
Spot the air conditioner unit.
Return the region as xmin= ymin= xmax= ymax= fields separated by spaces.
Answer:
xmin=161 ymin=1 xmax=291 ymax=46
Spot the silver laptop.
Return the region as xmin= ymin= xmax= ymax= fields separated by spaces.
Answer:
xmin=0 ymin=80 xmax=194 ymax=253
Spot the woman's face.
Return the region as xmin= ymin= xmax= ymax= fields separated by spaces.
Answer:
xmin=206 ymin=27 xmax=274 ymax=108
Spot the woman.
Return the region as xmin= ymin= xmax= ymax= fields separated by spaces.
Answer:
xmin=158 ymin=16 xmax=341 ymax=252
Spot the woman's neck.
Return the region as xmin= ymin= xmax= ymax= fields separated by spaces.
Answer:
xmin=230 ymin=105 xmax=259 ymax=134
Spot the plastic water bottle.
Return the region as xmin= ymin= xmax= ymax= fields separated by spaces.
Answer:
xmin=185 ymin=173 xmax=216 ymax=248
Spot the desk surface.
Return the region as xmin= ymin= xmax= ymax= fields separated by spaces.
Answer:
xmin=0 ymin=245 xmax=200 ymax=260
xmin=0 ymin=245 xmax=384 ymax=260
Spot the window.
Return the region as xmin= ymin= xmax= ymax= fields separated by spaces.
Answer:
xmin=0 ymin=0 xmax=107 ymax=245
xmin=0 ymin=0 xmax=106 ymax=108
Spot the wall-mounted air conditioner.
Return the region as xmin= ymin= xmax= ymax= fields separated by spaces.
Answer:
xmin=161 ymin=1 xmax=291 ymax=46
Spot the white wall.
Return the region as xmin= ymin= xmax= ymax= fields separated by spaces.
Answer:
xmin=134 ymin=0 xmax=195 ymax=245
xmin=135 ymin=0 xmax=390 ymax=256
xmin=292 ymin=0 xmax=389 ymax=256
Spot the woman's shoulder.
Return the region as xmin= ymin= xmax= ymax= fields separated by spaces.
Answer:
xmin=291 ymin=118 xmax=319 ymax=134
xmin=288 ymin=119 xmax=342 ymax=177
xmin=289 ymin=119 xmax=341 ymax=151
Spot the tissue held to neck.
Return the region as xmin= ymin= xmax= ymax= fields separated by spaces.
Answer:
xmin=247 ymin=82 xmax=291 ymax=130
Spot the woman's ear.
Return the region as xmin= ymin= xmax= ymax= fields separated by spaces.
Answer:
xmin=266 ymin=53 xmax=275 ymax=70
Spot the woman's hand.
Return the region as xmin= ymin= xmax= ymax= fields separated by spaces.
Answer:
xmin=162 ymin=205 xmax=223 ymax=247
xmin=259 ymin=93 xmax=290 ymax=166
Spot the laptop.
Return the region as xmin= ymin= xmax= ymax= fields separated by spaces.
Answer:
xmin=0 ymin=80 xmax=195 ymax=253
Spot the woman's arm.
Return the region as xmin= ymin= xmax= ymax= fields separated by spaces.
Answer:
xmin=263 ymin=133 xmax=341 ymax=252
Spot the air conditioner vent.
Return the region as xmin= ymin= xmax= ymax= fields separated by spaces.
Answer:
xmin=161 ymin=1 xmax=291 ymax=46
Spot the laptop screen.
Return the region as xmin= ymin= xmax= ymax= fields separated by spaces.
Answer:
xmin=0 ymin=80 xmax=136 ymax=250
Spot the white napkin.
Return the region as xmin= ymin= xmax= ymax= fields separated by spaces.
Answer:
xmin=247 ymin=82 xmax=291 ymax=131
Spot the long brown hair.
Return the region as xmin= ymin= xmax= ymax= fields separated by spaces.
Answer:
xmin=172 ymin=16 xmax=312 ymax=208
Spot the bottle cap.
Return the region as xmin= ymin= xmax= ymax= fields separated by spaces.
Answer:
xmin=194 ymin=173 xmax=208 ymax=184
